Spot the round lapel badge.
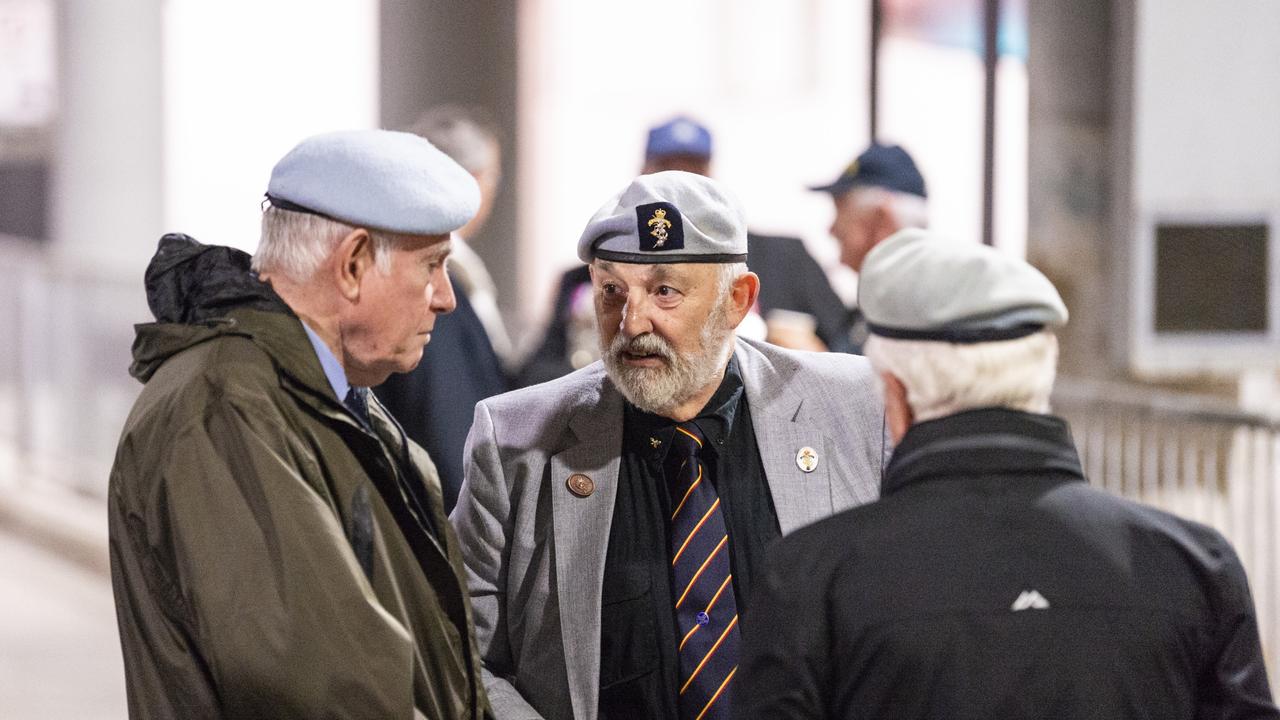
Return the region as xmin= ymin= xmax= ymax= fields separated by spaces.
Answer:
xmin=795 ymin=446 xmax=819 ymax=473
xmin=566 ymin=473 xmax=596 ymax=498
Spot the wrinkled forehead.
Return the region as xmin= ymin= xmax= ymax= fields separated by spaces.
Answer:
xmin=591 ymin=259 xmax=717 ymax=285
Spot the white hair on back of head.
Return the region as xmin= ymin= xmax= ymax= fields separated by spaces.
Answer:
xmin=863 ymin=330 xmax=1059 ymax=422
xmin=252 ymin=207 xmax=400 ymax=283
xmin=850 ymin=186 xmax=929 ymax=230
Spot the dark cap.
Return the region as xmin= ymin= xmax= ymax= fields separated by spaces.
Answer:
xmin=645 ymin=116 xmax=713 ymax=159
xmin=810 ymin=143 xmax=927 ymax=198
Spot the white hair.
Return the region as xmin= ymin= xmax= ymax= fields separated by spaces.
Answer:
xmin=863 ymin=330 xmax=1059 ymax=422
xmin=251 ymin=207 xmax=402 ymax=283
xmin=850 ymin=186 xmax=929 ymax=230
xmin=598 ymin=261 xmax=747 ymax=416
xmin=716 ymin=261 xmax=749 ymax=299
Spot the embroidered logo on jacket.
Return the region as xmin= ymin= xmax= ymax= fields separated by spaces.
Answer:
xmin=1010 ymin=589 xmax=1050 ymax=611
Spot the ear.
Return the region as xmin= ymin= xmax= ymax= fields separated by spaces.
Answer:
xmin=332 ymin=228 xmax=375 ymax=302
xmin=880 ymin=370 xmax=914 ymax=443
xmin=725 ymin=271 xmax=760 ymax=327
xmin=873 ymin=200 xmax=901 ymax=242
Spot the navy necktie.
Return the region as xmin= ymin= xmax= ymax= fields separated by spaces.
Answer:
xmin=344 ymin=386 xmax=371 ymax=428
xmin=665 ymin=421 xmax=739 ymax=720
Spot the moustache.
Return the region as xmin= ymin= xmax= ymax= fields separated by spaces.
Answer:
xmin=612 ymin=333 xmax=674 ymax=363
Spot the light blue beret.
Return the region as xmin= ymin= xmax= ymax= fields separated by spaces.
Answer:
xmin=266 ymin=129 xmax=480 ymax=235
xmin=859 ymin=228 xmax=1068 ymax=343
xmin=577 ymin=171 xmax=747 ymax=264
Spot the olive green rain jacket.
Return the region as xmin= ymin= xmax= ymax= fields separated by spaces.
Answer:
xmin=108 ymin=234 xmax=492 ymax=719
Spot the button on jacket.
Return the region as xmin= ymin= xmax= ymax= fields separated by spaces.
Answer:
xmin=452 ymin=337 xmax=889 ymax=720
xmin=738 ymin=408 xmax=1278 ymax=719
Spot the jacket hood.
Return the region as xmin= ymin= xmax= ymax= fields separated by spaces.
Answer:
xmin=130 ymin=233 xmax=291 ymax=381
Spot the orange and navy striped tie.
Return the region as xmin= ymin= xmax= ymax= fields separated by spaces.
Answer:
xmin=666 ymin=421 xmax=738 ymax=720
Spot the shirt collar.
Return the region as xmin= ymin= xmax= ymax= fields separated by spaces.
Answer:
xmin=301 ymin=321 xmax=351 ymax=402
xmin=624 ymin=355 xmax=746 ymax=462
xmin=884 ymin=407 xmax=1085 ymax=495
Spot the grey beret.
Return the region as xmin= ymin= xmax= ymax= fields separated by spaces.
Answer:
xmin=859 ymin=228 xmax=1068 ymax=343
xmin=577 ymin=171 xmax=747 ymax=264
xmin=266 ymin=129 xmax=480 ymax=235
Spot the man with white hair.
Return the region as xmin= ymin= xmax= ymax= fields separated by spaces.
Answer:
xmin=109 ymin=130 xmax=491 ymax=718
xmin=811 ymin=142 xmax=928 ymax=353
xmin=451 ymin=171 xmax=888 ymax=720
xmin=811 ymin=142 xmax=929 ymax=274
xmin=736 ymin=229 xmax=1279 ymax=718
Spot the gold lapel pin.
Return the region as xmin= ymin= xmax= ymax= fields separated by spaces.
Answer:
xmin=795 ymin=446 xmax=819 ymax=473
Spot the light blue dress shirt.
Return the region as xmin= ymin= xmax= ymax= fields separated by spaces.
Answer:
xmin=302 ymin=321 xmax=352 ymax=403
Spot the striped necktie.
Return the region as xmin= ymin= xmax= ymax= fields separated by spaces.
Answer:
xmin=666 ymin=421 xmax=739 ymax=720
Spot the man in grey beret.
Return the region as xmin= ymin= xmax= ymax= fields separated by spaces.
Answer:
xmin=109 ymin=130 xmax=492 ymax=719
xmin=451 ymin=171 xmax=888 ymax=720
xmin=737 ymin=229 xmax=1279 ymax=718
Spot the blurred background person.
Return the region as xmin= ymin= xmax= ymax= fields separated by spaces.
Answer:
xmin=810 ymin=142 xmax=929 ymax=352
xmin=517 ymin=115 xmax=857 ymax=387
xmin=376 ymin=105 xmax=513 ymax=513
xmin=738 ymin=228 xmax=1279 ymax=719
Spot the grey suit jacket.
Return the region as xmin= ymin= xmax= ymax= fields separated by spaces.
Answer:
xmin=451 ymin=337 xmax=888 ymax=720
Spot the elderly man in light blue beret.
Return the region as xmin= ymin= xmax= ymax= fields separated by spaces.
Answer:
xmin=451 ymin=171 xmax=889 ymax=720
xmin=738 ymin=228 xmax=1279 ymax=719
xmin=109 ymin=130 xmax=493 ymax=719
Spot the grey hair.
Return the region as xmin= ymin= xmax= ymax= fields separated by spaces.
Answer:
xmin=715 ymin=261 xmax=750 ymax=299
xmin=406 ymin=105 xmax=499 ymax=175
xmin=251 ymin=207 xmax=400 ymax=283
xmin=863 ymin=330 xmax=1059 ymax=422
xmin=850 ymin=186 xmax=929 ymax=230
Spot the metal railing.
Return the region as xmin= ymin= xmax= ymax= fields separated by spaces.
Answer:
xmin=0 ymin=238 xmax=144 ymax=499
xmin=1054 ymin=377 xmax=1280 ymax=686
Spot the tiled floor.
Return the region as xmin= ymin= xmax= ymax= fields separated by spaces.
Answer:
xmin=0 ymin=530 xmax=126 ymax=719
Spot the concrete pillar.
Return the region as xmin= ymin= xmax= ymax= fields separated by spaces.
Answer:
xmin=380 ymin=3 xmax=520 ymax=328
xmin=1027 ymin=0 xmax=1122 ymax=379
xmin=52 ymin=0 xmax=164 ymax=278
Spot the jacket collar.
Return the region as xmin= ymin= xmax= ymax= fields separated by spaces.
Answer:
xmin=884 ymin=408 xmax=1084 ymax=496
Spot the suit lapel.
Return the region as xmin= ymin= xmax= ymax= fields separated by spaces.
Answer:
xmin=737 ymin=341 xmax=836 ymax=535
xmin=549 ymin=377 xmax=623 ymax=720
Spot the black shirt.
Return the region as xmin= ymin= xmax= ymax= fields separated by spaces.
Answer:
xmin=598 ymin=358 xmax=781 ymax=720
xmin=737 ymin=408 xmax=1279 ymax=719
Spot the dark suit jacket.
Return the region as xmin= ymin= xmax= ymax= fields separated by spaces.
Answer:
xmin=747 ymin=232 xmax=857 ymax=353
xmin=376 ymin=275 xmax=509 ymax=513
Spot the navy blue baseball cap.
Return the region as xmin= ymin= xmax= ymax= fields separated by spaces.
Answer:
xmin=645 ymin=116 xmax=713 ymax=159
xmin=810 ymin=143 xmax=927 ymax=198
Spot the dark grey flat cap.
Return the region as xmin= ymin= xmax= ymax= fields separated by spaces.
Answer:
xmin=266 ymin=129 xmax=480 ymax=235
xmin=576 ymin=171 xmax=747 ymax=264
xmin=859 ymin=228 xmax=1068 ymax=343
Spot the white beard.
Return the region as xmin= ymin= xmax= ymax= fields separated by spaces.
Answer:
xmin=601 ymin=300 xmax=735 ymax=417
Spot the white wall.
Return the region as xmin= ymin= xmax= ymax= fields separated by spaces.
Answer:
xmin=163 ymin=0 xmax=380 ymax=255
xmin=516 ymin=0 xmax=871 ymax=325
xmin=1129 ymin=0 xmax=1280 ymax=374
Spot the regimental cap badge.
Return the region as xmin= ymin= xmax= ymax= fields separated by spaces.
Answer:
xmin=636 ymin=201 xmax=685 ymax=252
